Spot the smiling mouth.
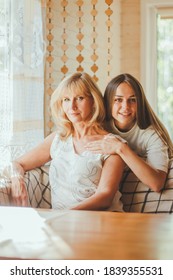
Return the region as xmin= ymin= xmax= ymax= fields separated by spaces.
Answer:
xmin=70 ymin=113 xmax=80 ymax=116
xmin=119 ymin=112 xmax=131 ymax=117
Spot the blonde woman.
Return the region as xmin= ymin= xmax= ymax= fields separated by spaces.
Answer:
xmin=86 ymin=73 xmax=173 ymax=192
xmin=6 ymin=72 xmax=124 ymax=211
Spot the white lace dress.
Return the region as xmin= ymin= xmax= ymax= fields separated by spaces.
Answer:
xmin=49 ymin=133 xmax=123 ymax=211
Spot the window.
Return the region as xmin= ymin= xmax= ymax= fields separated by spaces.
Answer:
xmin=0 ymin=0 xmax=45 ymax=172
xmin=157 ymin=11 xmax=173 ymax=139
xmin=0 ymin=0 xmax=11 ymax=141
xmin=141 ymin=0 xmax=173 ymax=140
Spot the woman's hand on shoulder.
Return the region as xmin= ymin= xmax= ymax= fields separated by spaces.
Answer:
xmin=85 ymin=134 xmax=127 ymax=155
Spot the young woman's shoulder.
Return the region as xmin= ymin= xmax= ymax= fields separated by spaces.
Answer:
xmin=142 ymin=125 xmax=160 ymax=138
xmin=141 ymin=125 xmax=167 ymax=148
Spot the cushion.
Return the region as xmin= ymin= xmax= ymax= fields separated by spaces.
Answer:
xmin=25 ymin=165 xmax=51 ymax=209
xmin=120 ymin=159 xmax=173 ymax=213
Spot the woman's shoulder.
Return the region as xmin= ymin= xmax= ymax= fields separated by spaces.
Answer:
xmin=50 ymin=132 xmax=71 ymax=157
xmin=134 ymin=124 xmax=156 ymax=138
xmin=140 ymin=125 xmax=160 ymax=139
xmin=125 ymin=125 xmax=162 ymax=150
xmin=139 ymin=125 xmax=167 ymax=149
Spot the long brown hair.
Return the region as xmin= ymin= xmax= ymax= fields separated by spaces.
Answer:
xmin=104 ymin=73 xmax=173 ymax=158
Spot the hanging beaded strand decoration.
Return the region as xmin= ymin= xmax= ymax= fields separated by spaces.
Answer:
xmin=46 ymin=0 xmax=54 ymax=134
xmin=76 ymin=0 xmax=84 ymax=72
xmin=105 ymin=0 xmax=113 ymax=78
xmin=61 ymin=0 xmax=69 ymax=77
xmin=90 ymin=0 xmax=98 ymax=82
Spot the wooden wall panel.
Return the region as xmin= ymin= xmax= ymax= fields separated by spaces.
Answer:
xmin=120 ymin=0 xmax=140 ymax=79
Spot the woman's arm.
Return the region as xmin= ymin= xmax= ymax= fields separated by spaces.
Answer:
xmin=72 ymin=154 xmax=125 ymax=211
xmin=4 ymin=131 xmax=56 ymax=206
xmin=85 ymin=136 xmax=167 ymax=192
xmin=13 ymin=131 xmax=57 ymax=172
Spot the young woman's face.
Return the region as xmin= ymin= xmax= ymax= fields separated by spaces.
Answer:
xmin=111 ymin=82 xmax=137 ymax=131
xmin=62 ymin=89 xmax=94 ymax=124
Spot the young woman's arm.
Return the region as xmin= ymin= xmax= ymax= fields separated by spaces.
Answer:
xmin=85 ymin=136 xmax=167 ymax=192
xmin=4 ymin=132 xmax=56 ymax=206
xmin=72 ymin=154 xmax=125 ymax=211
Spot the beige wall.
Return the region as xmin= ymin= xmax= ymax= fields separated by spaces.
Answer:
xmin=120 ymin=0 xmax=140 ymax=80
xmin=44 ymin=0 xmax=141 ymax=135
xmin=44 ymin=0 xmax=122 ymax=135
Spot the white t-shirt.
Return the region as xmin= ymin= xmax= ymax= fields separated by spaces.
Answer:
xmin=108 ymin=121 xmax=169 ymax=172
xmin=49 ymin=133 xmax=123 ymax=211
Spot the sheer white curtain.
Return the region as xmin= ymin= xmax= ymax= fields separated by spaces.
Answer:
xmin=0 ymin=0 xmax=45 ymax=172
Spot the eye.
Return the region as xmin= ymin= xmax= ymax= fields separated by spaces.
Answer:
xmin=63 ymin=97 xmax=70 ymax=102
xmin=76 ymin=96 xmax=84 ymax=101
xmin=128 ymin=98 xmax=136 ymax=103
xmin=114 ymin=98 xmax=123 ymax=103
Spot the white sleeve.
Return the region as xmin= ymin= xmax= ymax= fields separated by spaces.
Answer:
xmin=146 ymin=131 xmax=169 ymax=172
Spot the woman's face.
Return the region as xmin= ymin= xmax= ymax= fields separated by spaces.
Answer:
xmin=62 ymin=89 xmax=94 ymax=124
xmin=111 ymin=82 xmax=137 ymax=132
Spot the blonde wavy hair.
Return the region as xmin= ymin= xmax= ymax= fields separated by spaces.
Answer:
xmin=104 ymin=73 xmax=173 ymax=158
xmin=50 ymin=72 xmax=105 ymax=139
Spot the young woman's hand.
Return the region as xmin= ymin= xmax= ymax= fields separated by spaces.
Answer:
xmin=85 ymin=134 xmax=127 ymax=155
